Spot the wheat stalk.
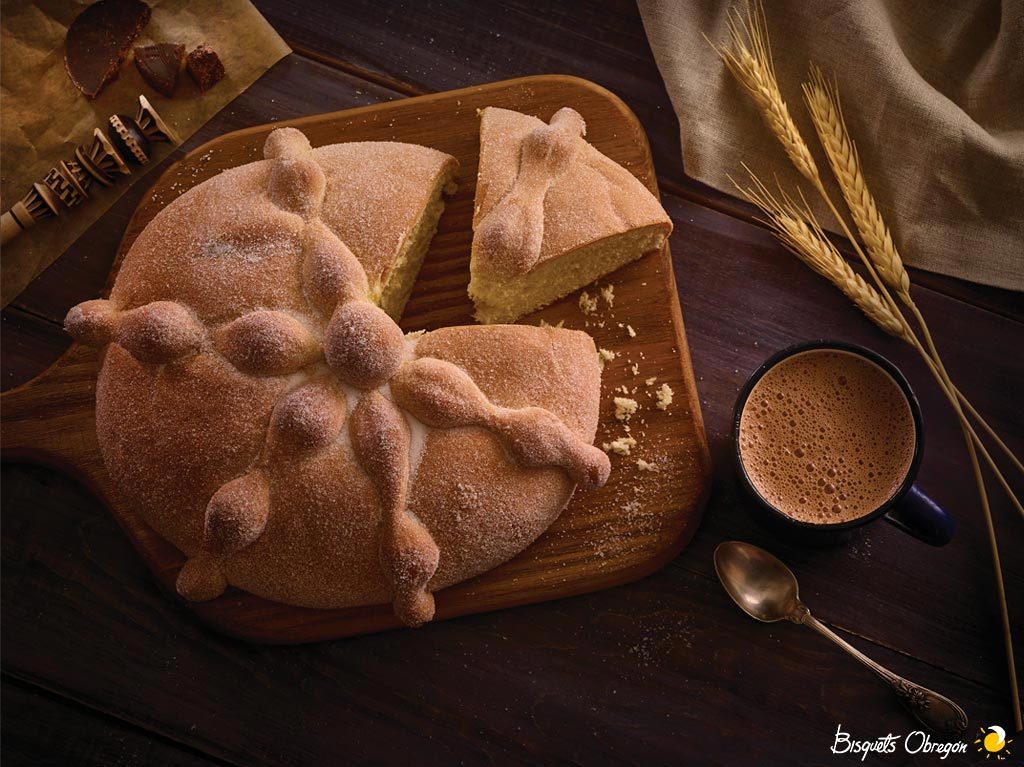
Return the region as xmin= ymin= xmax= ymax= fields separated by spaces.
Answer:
xmin=709 ymin=2 xmax=819 ymax=184
xmin=715 ymin=1 xmax=1022 ymax=730
xmin=803 ymin=67 xmax=911 ymax=299
xmin=735 ymin=174 xmax=908 ymax=339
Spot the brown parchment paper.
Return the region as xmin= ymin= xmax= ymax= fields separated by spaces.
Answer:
xmin=0 ymin=0 xmax=291 ymax=306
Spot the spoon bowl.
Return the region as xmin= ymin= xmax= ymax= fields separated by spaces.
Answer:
xmin=714 ymin=540 xmax=801 ymax=623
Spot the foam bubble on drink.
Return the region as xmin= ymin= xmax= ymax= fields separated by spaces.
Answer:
xmin=738 ymin=349 xmax=916 ymax=525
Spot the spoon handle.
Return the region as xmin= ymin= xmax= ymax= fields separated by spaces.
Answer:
xmin=793 ymin=606 xmax=968 ymax=737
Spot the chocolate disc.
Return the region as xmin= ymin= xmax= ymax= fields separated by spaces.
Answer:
xmin=64 ymin=0 xmax=151 ymax=99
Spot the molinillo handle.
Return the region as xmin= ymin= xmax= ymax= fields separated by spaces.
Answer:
xmin=1 ymin=210 xmax=24 ymax=245
xmin=790 ymin=604 xmax=968 ymax=736
xmin=883 ymin=485 xmax=954 ymax=546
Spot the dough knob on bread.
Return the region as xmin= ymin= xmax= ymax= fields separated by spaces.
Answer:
xmin=202 ymin=471 xmax=271 ymax=555
xmin=64 ymin=298 xmax=119 ymax=347
xmin=66 ymin=299 xmax=204 ymax=364
xmin=381 ymin=515 xmax=440 ymax=627
xmin=301 ymin=223 xmax=369 ymax=310
xmin=324 ymin=301 xmax=405 ymax=389
xmin=473 ymin=201 xmax=544 ymax=275
xmin=176 ymin=553 xmax=228 ymax=602
xmin=214 ymin=310 xmax=321 ymax=376
xmin=268 ymin=157 xmax=326 ymax=215
xmin=521 ymin=107 xmax=584 ymax=172
xmin=264 ymin=127 xmax=325 ymax=214
xmin=350 ymin=391 xmax=440 ymax=626
xmin=263 ymin=127 xmax=312 ymax=160
xmin=389 ymin=357 xmax=492 ymax=428
xmin=118 ymin=301 xmax=204 ymax=364
xmin=267 ymin=379 xmax=347 ymax=454
xmin=490 ymin=407 xmax=611 ymax=490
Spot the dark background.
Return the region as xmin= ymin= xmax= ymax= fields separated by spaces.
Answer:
xmin=2 ymin=2 xmax=1021 ymax=765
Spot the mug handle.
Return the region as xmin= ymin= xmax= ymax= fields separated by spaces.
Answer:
xmin=883 ymin=485 xmax=954 ymax=546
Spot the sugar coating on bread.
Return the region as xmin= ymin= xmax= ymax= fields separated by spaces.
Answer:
xmin=469 ymin=106 xmax=673 ymax=324
xmin=65 ymin=127 xmax=610 ymax=626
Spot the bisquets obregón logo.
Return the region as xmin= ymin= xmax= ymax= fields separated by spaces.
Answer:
xmin=830 ymin=725 xmax=967 ymax=759
xmin=974 ymin=726 xmax=1013 ymax=760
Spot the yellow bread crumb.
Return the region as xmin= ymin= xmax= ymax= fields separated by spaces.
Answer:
xmin=602 ymin=436 xmax=637 ymax=455
xmin=600 ymin=284 xmax=615 ymax=307
xmin=655 ymin=383 xmax=674 ymax=410
xmin=579 ymin=291 xmax=598 ymax=315
xmin=614 ymin=397 xmax=639 ymax=421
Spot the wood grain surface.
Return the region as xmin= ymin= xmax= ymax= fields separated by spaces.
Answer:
xmin=2 ymin=1 xmax=1021 ymax=765
xmin=1 ymin=76 xmax=712 ymax=642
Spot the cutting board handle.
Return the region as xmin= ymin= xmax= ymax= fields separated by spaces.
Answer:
xmin=1 ymin=343 xmax=102 ymax=469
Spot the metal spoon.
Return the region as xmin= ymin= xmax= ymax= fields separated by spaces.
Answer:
xmin=714 ymin=540 xmax=968 ymax=737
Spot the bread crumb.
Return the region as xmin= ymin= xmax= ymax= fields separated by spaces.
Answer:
xmin=626 ymin=325 xmax=637 ymax=338
xmin=637 ymin=459 xmax=660 ymax=472
xmin=602 ymin=436 xmax=637 ymax=455
xmin=598 ymin=348 xmax=617 ymax=369
xmin=614 ymin=397 xmax=639 ymax=422
xmin=630 ymin=363 xmax=639 ymax=375
xmin=579 ymin=291 xmax=598 ymax=315
xmin=538 ymin=318 xmax=565 ymax=329
xmin=655 ymin=383 xmax=674 ymax=410
xmin=600 ymin=284 xmax=615 ymax=308
xmin=645 ymin=376 xmax=657 ymax=386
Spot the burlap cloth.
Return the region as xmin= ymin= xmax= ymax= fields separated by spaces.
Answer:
xmin=638 ymin=0 xmax=1023 ymax=291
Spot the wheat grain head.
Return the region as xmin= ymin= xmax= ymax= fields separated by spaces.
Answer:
xmin=734 ymin=171 xmax=910 ymax=339
xmin=803 ymin=66 xmax=911 ymax=299
xmin=709 ymin=1 xmax=820 ymax=185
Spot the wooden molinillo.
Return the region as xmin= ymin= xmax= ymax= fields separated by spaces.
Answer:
xmin=0 ymin=76 xmax=712 ymax=642
xmin=0 ymin=95 xmax=177 ymax=246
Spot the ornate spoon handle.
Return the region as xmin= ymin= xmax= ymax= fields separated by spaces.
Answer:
xmin=791 ymin=605 xmax=968 ymax=737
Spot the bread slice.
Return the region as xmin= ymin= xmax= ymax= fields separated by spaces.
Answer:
xmin=316 ymin=142 xmax=458 ymax=320
xmin=469 ymin=107 xmax=672 ymax=324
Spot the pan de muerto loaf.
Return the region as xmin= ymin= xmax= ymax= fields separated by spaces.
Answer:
xmin=65 ymin=127 xmax=611 ymax=626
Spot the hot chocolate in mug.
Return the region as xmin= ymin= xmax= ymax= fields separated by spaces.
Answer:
xmin=733 ymin=340 xmax=953 ymax=546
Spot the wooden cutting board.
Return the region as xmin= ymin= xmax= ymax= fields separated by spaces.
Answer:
xmin=0 ymin=75 xmax=711 ymax=642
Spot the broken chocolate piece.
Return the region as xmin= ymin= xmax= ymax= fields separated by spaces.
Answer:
xmin=186 ymin=44 xmax=225 ymax=92
xmin=134 ymin=43 xmax=184 ymax=97
xmin=65 ymin=0 xmax=151 ymax=99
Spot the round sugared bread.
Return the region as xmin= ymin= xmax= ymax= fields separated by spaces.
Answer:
xmin=65 ymin=127 xmax=610 ymax=626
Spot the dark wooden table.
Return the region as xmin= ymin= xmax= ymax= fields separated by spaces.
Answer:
xmin=3 ymin=2 xmax=1021 ymax=765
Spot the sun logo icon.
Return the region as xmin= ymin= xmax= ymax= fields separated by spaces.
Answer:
xmin=974 ymin=726 xmax=1013 ymax=760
